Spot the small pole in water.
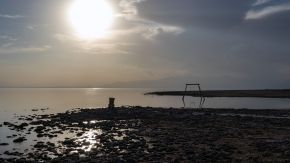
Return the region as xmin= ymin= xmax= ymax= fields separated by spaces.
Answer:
xmin=108 ymin=97 xmax=115 ymax=110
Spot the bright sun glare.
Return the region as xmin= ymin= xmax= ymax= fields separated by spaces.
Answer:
xmin=68 ymin=0 xmax=114 ymax=39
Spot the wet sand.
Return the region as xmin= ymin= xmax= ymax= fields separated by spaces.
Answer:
xmin=2 ymin=107 xmax=290 ymax=162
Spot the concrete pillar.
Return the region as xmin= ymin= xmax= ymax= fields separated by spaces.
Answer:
xmin=108 ymin=97 xmax=115 ymax=109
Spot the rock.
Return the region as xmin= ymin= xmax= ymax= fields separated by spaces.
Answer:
xmin=37 ymin=134 xmax=44 ymax=137
xmin=15 ymin=123 xmax=29 ymax=130
xmin=48 ymin=134 xmax=54 ymax=138
xmin=34 ymin=126 xmax=46 ymax=133
xmin=76 ymin=132 xmax=84 ymax=137
xmin=34 ymin=142 xmax=48 ymax=148
xmin=13 ymin=137 xmax=27 ymax=143
xmin=62 ymin=139 xmax=76 ymax=146
xmin=82 ymin=141 xmax=90 ymax=146
xmin=47 ymin=142 xmax=55 ymax=147
xmin=0 ymin=143 xmax=9 ymax=146
xmin=4 ymin=151 xmax=23 ymax=156
xmin=3 ymin=122 xmax=13 ymax=126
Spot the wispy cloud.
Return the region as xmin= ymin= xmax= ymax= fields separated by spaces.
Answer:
xmin=79 ymin=42 xmax=133 ymax=54
xmin=1 ymin=42 xmax=14 ymax=48
xmin=245 ymin=3 xmax=290 ymax=20
xmin=117 ymin=0 xmax=184 ymax=40
xmin=139 ymin=21 xmax=184 ymax=40
xmin=252 ymin=0 xmax=273 ymax=6
xmin=54 ymin=33 xmax=132 ymax=54
xmin=54 ymin=33 xmax=80 ymax=42
xmin=26 ymin=24 xmax=48 ymax=30
xmin=0 ymin=14 xmax=24 ymax=19
xmin=118 ymin=0 xmax=145 ymax=19
xmin=26 ymin=25 xmax=37 ymax=30
xmin=0 ymin=45 xmax=51 ymax=54
xmin=55 ymin=0 xmax=184 ymax=54
xmin=0 ymin=35 xmax=18 ymax=41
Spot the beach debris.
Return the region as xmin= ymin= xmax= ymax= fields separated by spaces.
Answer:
xmin=182 ymin=83 xmax=205 ymax=109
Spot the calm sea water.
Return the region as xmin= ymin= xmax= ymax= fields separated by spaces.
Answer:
xmin=0 ymin=88 xmax=290 ymax=157
xmin=0 ymin=88 xmax=290 ymax=121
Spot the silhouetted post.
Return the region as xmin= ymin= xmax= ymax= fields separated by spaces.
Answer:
xmin=108 ymin=97 xmax=115 ymax=110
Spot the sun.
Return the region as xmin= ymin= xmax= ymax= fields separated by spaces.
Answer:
xmin=68 ymin=0 xmax=114 ymax=39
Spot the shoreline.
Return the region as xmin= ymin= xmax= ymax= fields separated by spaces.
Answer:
xmin=146 ymin=89 xmax=290 ymax=98
xmin=2 ymin=107 xmax=290 ymax=162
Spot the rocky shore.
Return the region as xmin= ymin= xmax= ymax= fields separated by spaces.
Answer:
xmin=1 ymin=107 xmax=290 ymax=162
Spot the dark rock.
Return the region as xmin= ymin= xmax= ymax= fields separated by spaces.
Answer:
xmin=48 ymin=134 xmax=54 ymax=138
xmin=15 ymin=122 xmax=29 ymax=130
xmin=4 ymin=151 xmax=23 ymax=156
xmin=34 ymin=142 xmax=48 ymax=148
xmin=62 ymin=139 xmax=77 ymax=146
xmin=34 ymin=126 xmax=46 ymax=133
xmin=76 ymin=132 xmax=84 ymax=137
xmin=13 ymin=137 xmax=27 ymax=143
xmin=37 ymin=134 xmax=44 ymax=137
xmin=3 ymin=122 xmax=9 ymax=125
xmin=0 ymin=143 xmax=9 ymax=146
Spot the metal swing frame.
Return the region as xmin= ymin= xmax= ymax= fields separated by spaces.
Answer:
xmin=182 ymin=83 xmax=205 ymax=109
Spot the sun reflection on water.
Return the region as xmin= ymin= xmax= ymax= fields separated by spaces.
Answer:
xmin=76 ymin=129 xmax=102 ymax=152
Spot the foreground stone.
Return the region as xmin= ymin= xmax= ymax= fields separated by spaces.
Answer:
xmin=13 ymin=137 xmax=27 ymax=143
xmin=2 ymin=107 xmax=290 ymax=162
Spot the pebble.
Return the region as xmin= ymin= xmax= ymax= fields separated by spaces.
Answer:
xmin=13 ymin=137 xmax=27 ymax=143
xmin=0 ymin=143 xmax=9 ymax=146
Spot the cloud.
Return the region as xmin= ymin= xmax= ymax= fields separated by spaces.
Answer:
xmin=252 ymin=0 xmax=273 ymax=6
xmin=118 ymin=0 xmax=146 ymax=19
xmin=245 ymin=3 xmax=290 ymax=20
xmin=26 ymin=24 xmax=48 ymax=30
xmin=54 ymin=33 xmax=133 ymax=54
xmin=117 ymin=0 xmax=184 ymax=39
xmin=78 ymin=42 xmax=133 ymax=54
xmin=0 ymin=14 xmax=24 ymax=19
xmin=54 ymin=33 xmax=80 ymax=42
xmin=0 ymin=35 xmax=18 ymax=41
xmin=1 ymin=43 xmax=14 ymax=48
xmin=54 ymin=0 xmax=184 ymax=54
xmin=139 ymin=21 xmax=184 ymax=40
xmin=0 ymin=45 xmax=51 ymax=54
xmin=26 ymin=25 xmax=38 ymax=30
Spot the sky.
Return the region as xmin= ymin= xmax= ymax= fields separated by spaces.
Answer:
xmin=0 ymin=0 xmax=290 ymax=89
